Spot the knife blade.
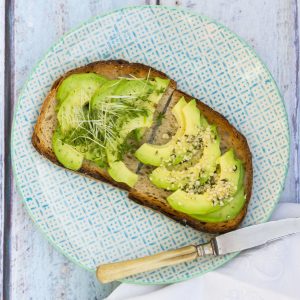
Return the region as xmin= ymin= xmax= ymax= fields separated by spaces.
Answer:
xmin=206 ymin=217 xmax=300 ymax=256
xmin=97 ymin=218 xmax=300 ymax=283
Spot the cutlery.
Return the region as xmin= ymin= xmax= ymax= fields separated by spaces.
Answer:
xmin=97 ymin=217 xmax=300 ymax=283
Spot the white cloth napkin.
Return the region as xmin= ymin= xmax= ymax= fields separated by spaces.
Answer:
xmin=105 ymin=203 xmax=300 ymax=300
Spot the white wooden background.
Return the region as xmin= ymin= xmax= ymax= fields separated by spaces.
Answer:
xmin=0 ymin=0 xmax=299 ymax=299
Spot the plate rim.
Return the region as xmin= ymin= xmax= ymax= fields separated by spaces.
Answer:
xmin=11 ymin=4 xmax=290 ymax=285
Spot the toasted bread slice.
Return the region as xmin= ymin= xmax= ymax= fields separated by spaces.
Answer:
xmin=32 ymin=60 xmax=176 ymax=190
xmin=32 ymin=60 xmax=252 ymax=233
xmin=129 ymin=90 xmax=253 ymax=233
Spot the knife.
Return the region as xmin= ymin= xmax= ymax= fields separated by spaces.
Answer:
xmin=96 ymin=217 xmax=300 ymax=283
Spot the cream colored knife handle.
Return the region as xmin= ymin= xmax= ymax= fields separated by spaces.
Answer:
xmin=97 ymin=245 xmax=198 ymax=283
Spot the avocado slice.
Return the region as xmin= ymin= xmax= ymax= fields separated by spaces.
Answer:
xmin=92 ymin=77 xmax=168 ymax=109
xmin=134 ymin=97 xmax=186 ymax=166
xmin=108 ymin=161 xmax=138 ymax=187
xmin=52 ymin=130 xmax=84 ymax=171
xmin=90 ymin=79 xmax=125 ymax=110
xmin=133 ymin=127 xmax=146 ymax=142
xmin=56 ymin=73 xmax=107 ymax=105
xmin=190 ymin=166 xmax=245 ymax=222
xmin=150 ymin=125 xmax=221 ymax=190
xmin=105 ymin=78 xmax=169 ymax=186
xmin=191 ymin=188 xmax=246 ymax=222
xmin=135 ymin=99 xmax=204 ymax=166
xmin=105 ymin=78 xmax=170 ymax=164
xmin=56 ymin=73 xmax=107 ymax=134
xmin=106 ymin=114 xmax=153 ymax=164
xmin=148 ymin=77 xmax=170 ymax=104
xmin=167 ymin=150 xmax=242 ymax=215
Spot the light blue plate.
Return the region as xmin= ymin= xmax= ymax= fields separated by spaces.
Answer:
xmin=12 ymin=5 xmax=289 ymax=284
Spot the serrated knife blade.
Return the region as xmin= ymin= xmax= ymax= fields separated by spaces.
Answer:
xmin=204 ymin=218 xmax=300 ymax=256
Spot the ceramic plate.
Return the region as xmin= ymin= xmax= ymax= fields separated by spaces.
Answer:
xmin=12 ymin=5 xmax=289 ymax=284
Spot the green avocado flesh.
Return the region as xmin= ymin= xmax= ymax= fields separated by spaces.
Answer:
xmin=106 ymin=115 xmax=153 ymax=164
xmin=53 ymin=72 xmax=170 ymax=186
xmin=90 ymin=79 xmax=124 ymax=110
xmin=191 ymin=188 xmax=245 ymax=222
xmin=191 ymin=166 xmax=245 ymax=222
xmin=135 ymin=99 xmax=203 ymax=166
xmin=108 ymin=161 xmax=138 ymax=187
xmin=56 ymin=74 xmax=107 ymax=134
xmin=52 ymin=130 xmax=84 ymax=171
xmin=134 ymin=97 xmax=186 ymax=166
xmin=167 ymin=150 xmax=243 ymax=215
xmin=149 ymin=125 xmax=221 ymax=190
xmin=56 ymin=73 xmax=108 ymax=105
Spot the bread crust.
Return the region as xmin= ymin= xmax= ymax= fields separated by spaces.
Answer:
xmin=32 ymin=60 xmax=252 ymax=233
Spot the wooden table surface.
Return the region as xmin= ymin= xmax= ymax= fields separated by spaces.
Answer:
xmin=1 ymin=0 xmax=299 ymax=299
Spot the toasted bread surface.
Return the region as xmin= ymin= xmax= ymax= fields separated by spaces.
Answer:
xmin=32 ymin=60 xmax=252 ymax=233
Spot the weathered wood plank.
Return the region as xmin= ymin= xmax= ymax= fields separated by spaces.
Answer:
xmin=161 ymin=0 xmax=298 ymax=203
xmin=0 ymin=0 xmax=5 ymax=298
xmin=9 ymin=1 xmax=145 ymax=299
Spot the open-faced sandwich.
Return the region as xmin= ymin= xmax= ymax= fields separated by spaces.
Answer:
xmin=32 ymin=60 xmax=252 ymax=233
